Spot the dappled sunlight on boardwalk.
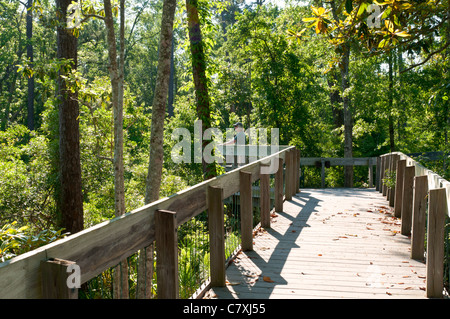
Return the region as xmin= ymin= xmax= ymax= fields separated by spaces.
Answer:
xmin=207 ymin=189 xmax=427 ymax=299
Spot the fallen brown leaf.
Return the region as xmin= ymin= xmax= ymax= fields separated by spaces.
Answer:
xmin=226 ymin=281 xmax=241 ymax=286
xmin=263 ymin=276 xmax=275 ymax=283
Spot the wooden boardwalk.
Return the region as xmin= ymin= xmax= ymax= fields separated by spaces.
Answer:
xmin=207 ymin=188 xmax=428 ymax=299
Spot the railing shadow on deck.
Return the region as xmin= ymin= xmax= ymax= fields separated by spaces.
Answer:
xmin=211 ymin=191 xmax=320 ymax=299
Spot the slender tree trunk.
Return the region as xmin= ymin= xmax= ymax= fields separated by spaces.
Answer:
xmin=341 ymin=45 xmax=353 ymax=187
xmin=167 ymin=37 xmax=175 ymax=117
xmin=186 ymin=0 xmax=216 ymax=179
xmin=104 ymin=0 xmax=125 ymax=218
xmin=327 ymin=70 xmax=343 ymax=128
xmin=26 ymin=0 xmax=34 ymax=131
xmin=104 ymin=0 xmax=128 ymax=298
xmin=329 ymin=0 xmax=352 ymax=187
xmin=56 ymin=0 xmax=83 ymax=234
xmin=444 ymin=0 xmax=450 ymax=172
xmin=140 ymin=0 xmax=177 ymax=299
xmin=397 ymin=47 xmax=404 ymax=143
xmin=388 ymin=51 xmax=395 ymax=152
xmin=144 ymin=0 xmax=177 ymax=204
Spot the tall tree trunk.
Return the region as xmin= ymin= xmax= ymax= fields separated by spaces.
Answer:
xmin=341 ymin=45 xmax=353 ymax=187
xmin=327 ymin=70 xmax=343 ymax=128
xmin=167 ymin=37 xmax=175 ymax=117
xmin=26 ymin=0 xmax=34 ymax=131
xmin=388 ymin=51 xmax=395 ymax=152
xmin=56 ymin=0 xmax=83 ymax=234
xmin=329 ymin=0 xmax=352 ymax=187
xmin=397 ymin=47 xmax=404 ymax=143
xmin=140 ymin=0 xmax=177 ymax=299
xmin=144 ymin=0 xmax=177 ymax=204
xmin=104 ymin=0 xmax=128 ymax=298
xmin=104 ymin=0 xmax=125 ymax=218
xmin=445 ymin=0 xmax=450 ymax=172
xmin=186 ymin=0 xmax=216 ymax=179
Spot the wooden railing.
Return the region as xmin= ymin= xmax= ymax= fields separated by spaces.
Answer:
xmin=377 ymin=152 xmax=449 ymax=298
xmin=300 ymin=157 xmax=377 ymax=188
xmin=0 ymin=145 xmax=300 ymax=299
xmin=2 ymin=148 xmax=447 ymax=299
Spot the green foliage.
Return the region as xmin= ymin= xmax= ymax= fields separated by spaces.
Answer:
xmin=382 ymin=169 xmax=396 ymax=188
xmin=0 ymin=125 xmax=57 ymax=230
xmin=0 ymin=221 xmax=67 ymax=263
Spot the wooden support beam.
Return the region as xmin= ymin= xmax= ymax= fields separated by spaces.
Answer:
xmin=208 ymin=186 xmax=225 ymax=287
xmin=285 ymin=150 xmax=293 ymax=200
xmin=389 ymin=154 xmax=400 ymax=207
xmin=299 ymin=157 xmax=376 ymax=166
xmin=394 ymin=159 xmax=406 ymax=218
xmin=381 ymin=155 xmax=387 ymax=196
xmin=321 ymin=159 xmax=325 ymax=189
xmin=260 ymin=172 xmax=270 ymax=229
xmin=426 ymin=188 xmax=446 ymax=298
xmin=155 ymin=209 xmax=178 ymax=299
xmin=376 ymin=156 xmax=381 ymax=191
xmin=411 ymin=175 xmax=428 ymax=261
xmin=386 ymin=154 xmax=392 ymax=200
xmin=401 ymin=166 xmax=415 ymax=236
xmin=41 ymin=258 xmax=79 ymax=299
xmin=275 ymin=157 xmax=284 ymax=213
xmin=295 ymin=149 xmax=301 ymax=193
xmin=368 ymin=164 xmax=373 ymax=188
xmin=240 ymin=171 xmax=253 ymax=251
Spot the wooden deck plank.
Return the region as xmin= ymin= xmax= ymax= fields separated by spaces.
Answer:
xmin=207 ymin=188 xmax=427 ymax=299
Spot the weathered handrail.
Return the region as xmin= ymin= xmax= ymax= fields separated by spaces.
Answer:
xmin=0 ymin=145 xmax=300 ymax=299
xmin=378 ymin=152 xmax=449 ymax=298
xmin=300 ymin=156 xmax=377 ymax=188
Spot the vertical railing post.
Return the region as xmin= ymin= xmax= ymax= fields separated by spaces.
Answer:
xmin=376 ymin=156 xmax=381 ymax=191
xmin=260 ymin=168 xmax=270 ymax=229
xmin=411 ymin=175 xmax=428 ymax=260
xmin=389 ymin=154 xmax=400 ymax=207
xmin=240 ymin=171 xmax=253 ymax=251
xmin=41 ymin=258 xmax=79 ymax=299
xmin=275 ymin=157 xmax=284 ymax=213
xmin=208 ymin=186 xmax=225 ymax=287
xmin=401 ymin=166 xmax=415 ymax=236
xmin=285 ymin=150 xmax=293 ymax=200
xmin=320 ymin=158 xmax=325 ymax=189
xmin=381 ymin=155 xmax=387 ymax=196
xmin=386 ymin=154 xmax=392 ymax=200
xmin=394 ymin=159 xmax=406 ymax=218
xmin=295 ymin=149 xmax=301 ymax=193
xmin=368 ymin=159 xmax=374 ymax=188
xmin=155 ymin=209 xmax=178 ymax=299
xmin=426 ymin=188 xmax=446 ymax=298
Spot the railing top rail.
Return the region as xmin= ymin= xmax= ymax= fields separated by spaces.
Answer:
xmin=0 ymin=145 xmax=296 ymax=298
xmin=382 ymin=151 xmax=450 ymax=218
xmin=299 ymin=157 xmax=377 ymax=166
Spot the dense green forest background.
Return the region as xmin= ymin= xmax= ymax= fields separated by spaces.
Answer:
xmin=0 ymin=0 xmax=448 ymax=262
